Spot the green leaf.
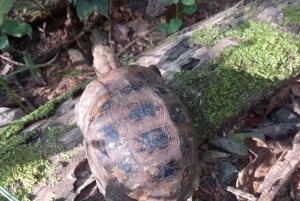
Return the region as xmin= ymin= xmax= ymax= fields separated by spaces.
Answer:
xmin=68 ymin=0 xmax=77 ymax=6
xmin=0 ymin=0 xmax=13 ymax=16
xmin=0 ymin=14 xmax=3 ymax=27
xmin=182 ymin=0 xmax=195 ymax=6
xmin=76 ymin=0 xmax=94 ymax=21
xmin=92 ymin=0 xmax=108 ymax=18
xmin=72 ymin=0 xmax=79 ymax=6
xmin=0 ymin=34 xmax=10 ymax=51
xmin=76 ymin=0 xmax=108 ymax=21
xmin=157 ymin=23 xmax=170 ymax=34
xmin=170 ymin=18 xmax=182 ymax=32
xmin=173 ymin=0 xmax=180 ymax=3
xmin=157 ymin=0 xmax=170 ymax=2
xmin=182 ymin=5 xmax=197 ymax=14
xmin=1 ymin=20 xmax=32 ymax=38
xmin=0 ymin=77 xmax=30 ymax=114
xmin=23 ymin=52 xmax=41 ymax=78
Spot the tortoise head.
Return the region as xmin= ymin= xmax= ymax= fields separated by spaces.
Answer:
xmin=91 ymin=30 xmax=121 ymax=76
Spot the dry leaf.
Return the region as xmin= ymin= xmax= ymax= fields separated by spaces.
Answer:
xmin=291 ymin=82 xmax=300 ymax=97
xmin=265 ymin=84 xmax=292 ymax=117
xmin=236 ymin=138 xmax=277 ymax=200
xmin=114 ymin=23 xmax=130 ymax=46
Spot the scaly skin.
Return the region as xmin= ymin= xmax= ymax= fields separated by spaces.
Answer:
xmin=91 ymin=30 xmax=121 ymax=75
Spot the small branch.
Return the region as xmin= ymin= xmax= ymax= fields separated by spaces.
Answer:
xmin=226 ymin=186 xmax=258 ymax=201
xmin=257 ymin=131 xmax=300 ymax=201
xmin=0 ymin=77 xmax=30 ymax=114
xmin=117 ymin=27 xmax=157 ymax=56
xmin=0 ymin=55 xmax=25 ymax=67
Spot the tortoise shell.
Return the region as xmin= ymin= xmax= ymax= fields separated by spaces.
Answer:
xmin=75 ymin=65 xmax=199 ymax=201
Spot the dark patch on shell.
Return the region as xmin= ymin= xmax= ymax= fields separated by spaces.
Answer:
xmin=91 ymin=140 xmax=108 ymax=160
xmin=99 ymin=125 xmax=122 ymax=152
xmin=171 ymin=106 xmax=186 ymax=123
xmin=152 ymin=160 xmax=180 ymax=182
xmin=122 ymin=85 xmax=140 ymax=93
xmin=116 ymin=157 xmax=139 ymax=177
xmin=139 ymin=127 xmax=172 ymax=154
xmin=102 ymin=100 xmax=114 ymax=112
xmin=128 ymin=100 xmax=159 ymax=121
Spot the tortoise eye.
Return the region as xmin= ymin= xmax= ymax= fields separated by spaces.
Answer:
xmin=156 ymin=87 xmax=169 ymax=94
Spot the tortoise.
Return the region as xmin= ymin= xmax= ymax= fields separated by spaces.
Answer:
xmin=75 ymin=30 xmax=199 ymax=201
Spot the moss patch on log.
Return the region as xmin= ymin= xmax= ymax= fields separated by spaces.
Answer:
xmin=0 ymin=77 xmax=94 ymax=201
xmin=172 ymin=20 xmax=300 ymax=142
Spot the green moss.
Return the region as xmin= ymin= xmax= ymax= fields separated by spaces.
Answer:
xmin=186 ymin=25 xmax=223 ymax=48
xmin=61 ymin=70 xmax=83 ymax=77
xmin=172 ymin=20 xmax=300 ymax=142
xmin=281 ymin=5 xmax=300 ymax=26
xmin=120 ymin=57 xmax=135 ymax=66
xmin=244 ymin=1 xmax=259 ymax=15
xmin=0 ymin=77 xmax=95 ymax=200
xmin=59 ymin=146 xmax=84 ymax=162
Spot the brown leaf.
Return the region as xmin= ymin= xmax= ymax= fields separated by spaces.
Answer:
xmin=112 ymin=11 xmax=123 ymax=21
xmin=236 ymin=138 xmax=277 ymax=200
xmin=125 ymin=19 xmax=150 ymax=38
xmin=291 ymin=82 xmax=300 ymax=97
xmin=265 ymin=84 xmax=292 ymax=117
xmin=145 ymin=0 xmax=169 ymax=17
xmin=289 ymin=94 xmax=300 ymax=116
xmin=114 ymin=23 xmax=130 ymax=46
xmin=245 ymin=113 xmax=265 ymax=126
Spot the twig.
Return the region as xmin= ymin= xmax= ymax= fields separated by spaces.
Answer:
xmin=34 ymin=30 xmax=87 ymax=59
xmin=257 ymin=131 xmax=300 ymax=201
xmin=31 ymin=0 xmax=63 ymax=25
xmin=226 ymin=0 xmax=244 ymax=15
xmin=0 ymin=77 xmax=30 ymax=114
xmin=226 ymin=186 xmax=258 ymax=201
xmin=117 ymin=27 xmax=157 ymax=56
xmin=0 ymin=55 xmax=25 ymax=67
xmin=72 ymin=28 xmax=85 ymax=51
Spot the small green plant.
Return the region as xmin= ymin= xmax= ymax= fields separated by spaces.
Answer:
xmin=186 ymin=24 xmax=223 ymax=48
xmin=120 ymin=57 xmax=135 ymax=66
xmin=68 ymin=0 xmax=108 ymax=21
xmin=280 ymin=5 xmax=300 ymax=26
xmin=0 ymin=1 xmax=52 ymax=114
xmin=0 ymin=78 xmax=94 ymax=200
xmin=172 ymin=20 xmax=300 ymax=142
xmin=0 ymin=0 xmax=32 ymax=51
xmin=61 ymin=70 xmax=83 ymax=77
xmin=157 ymin=0 xmax=197 ymax=34
xmin=59 ymin=146 xmax=84 ymax=162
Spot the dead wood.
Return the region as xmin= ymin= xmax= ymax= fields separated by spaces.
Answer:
xmin=136 ymin=0 xmax=289 ymax=83
xmin=257 ymin=131 xmax=300 ymax=201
